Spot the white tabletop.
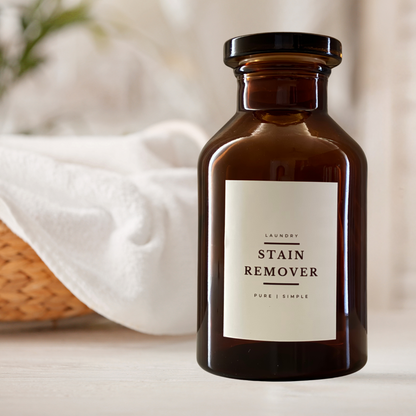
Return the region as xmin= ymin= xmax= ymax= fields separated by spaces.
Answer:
xmin=0 ymin=310 xmax=415 ymax=416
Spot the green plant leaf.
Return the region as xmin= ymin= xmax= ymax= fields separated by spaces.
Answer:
xmin=18 ymin=54 xmax=45 ymax=77
xmin=0 ymin=0 xmax=99 ymax=101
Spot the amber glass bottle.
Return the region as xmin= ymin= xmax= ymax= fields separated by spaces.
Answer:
xmin=197 ymin=33 xmax=367 ymax=380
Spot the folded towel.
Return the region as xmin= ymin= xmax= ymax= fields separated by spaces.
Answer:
xmin=0 ymin=121 xmax=208 ymax=334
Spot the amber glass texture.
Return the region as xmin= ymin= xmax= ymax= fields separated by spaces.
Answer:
xmin=197 ymin=50 xmax=367 ymax=381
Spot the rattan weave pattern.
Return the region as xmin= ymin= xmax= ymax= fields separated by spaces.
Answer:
xmin=0 ymin=221 xmax=92 ymax=321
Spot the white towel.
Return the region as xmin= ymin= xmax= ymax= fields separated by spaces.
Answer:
xmin=0 ymin=121 xmax=208 ymax=335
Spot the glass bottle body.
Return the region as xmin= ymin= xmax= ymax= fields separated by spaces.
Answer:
xmin=197 ymin=56 xmax=367 ymax=381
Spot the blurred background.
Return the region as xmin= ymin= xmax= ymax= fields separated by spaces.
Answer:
xmin=0 ymin=0 xmax=414 ymax=312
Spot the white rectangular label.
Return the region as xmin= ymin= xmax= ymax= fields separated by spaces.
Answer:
xmin=223 ymin=180 xmax=338 ymax=342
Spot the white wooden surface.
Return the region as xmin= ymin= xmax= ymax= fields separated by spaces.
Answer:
xmin=0 ymin=310 xmax=415 ymax=416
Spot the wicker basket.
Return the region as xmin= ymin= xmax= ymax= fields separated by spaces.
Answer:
xmin=0 ymin=221 xmax=92 ymax=321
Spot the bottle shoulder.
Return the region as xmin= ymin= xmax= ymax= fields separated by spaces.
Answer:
xmin=307 ymin=112 xmax=367 ymax=164
xmin=199 ymin=111 xmax=367 ymax=172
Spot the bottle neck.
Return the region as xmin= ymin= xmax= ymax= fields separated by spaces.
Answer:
xmin=235 ymin=61 xmax=330 ymax=113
